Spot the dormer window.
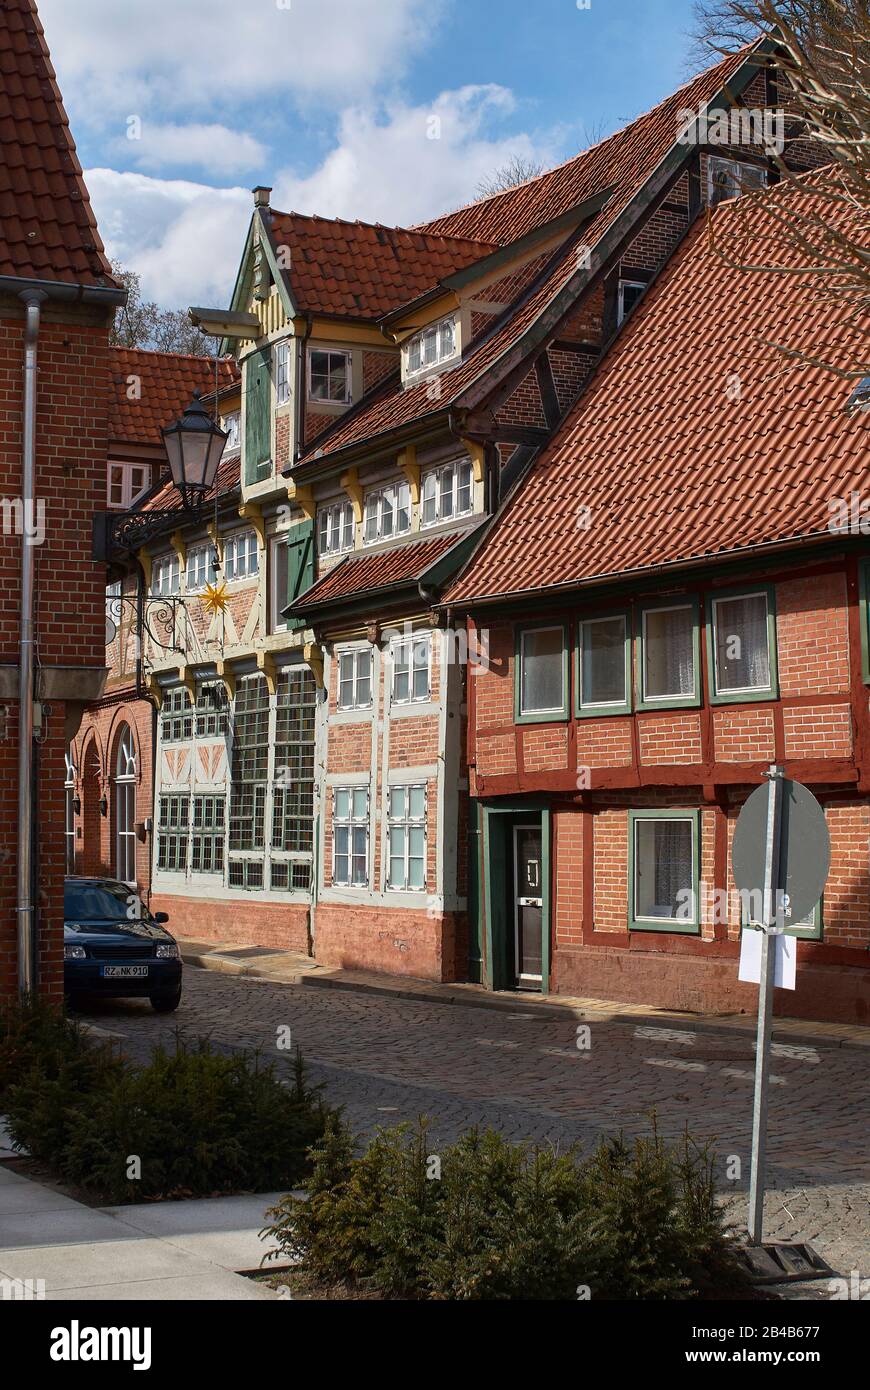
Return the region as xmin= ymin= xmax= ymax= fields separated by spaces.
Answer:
xmin=421 ymin=458 xmax=473 ymax=528
xmin=403 ymin=316 xmax=457 ymax=380
xmin=707 ymin=155 xmax=767 ymax=207
xmin=222 ymin=411 xmax=241 ymax=452
xmin=308 ymin=349 xmax=352 ymax=404
xmin=363 ymin=481 xmax=411 ymax=545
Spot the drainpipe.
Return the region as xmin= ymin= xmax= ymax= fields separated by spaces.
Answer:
xmin=17 ymin=291 xmax=46 ymax=998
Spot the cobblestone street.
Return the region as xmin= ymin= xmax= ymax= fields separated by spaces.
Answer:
xmin=88 ymin=968 xmax=870 ymax=1288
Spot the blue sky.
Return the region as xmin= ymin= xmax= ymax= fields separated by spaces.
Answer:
xmin=38 ymin=0 xmax=704 ymax=308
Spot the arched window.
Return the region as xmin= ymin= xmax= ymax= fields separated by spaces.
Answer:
xmin=114 ymin=725 xmax=137 ymax=884
xmin=64 ymin=751 xmax=77 ymax=874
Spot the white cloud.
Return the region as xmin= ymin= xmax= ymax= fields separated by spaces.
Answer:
xmin=271 ymin=86 xmax=564 ymax=226
xmin=39 ymin=0 xmax=442 ymax=120
xmin=84 ymin=86 xmax=565 ymax=310
xmin=116 ymin=122 xmax=267 ymax=177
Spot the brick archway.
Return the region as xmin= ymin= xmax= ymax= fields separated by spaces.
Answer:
xmin=80 ymin=736 xmax=104 ymax=877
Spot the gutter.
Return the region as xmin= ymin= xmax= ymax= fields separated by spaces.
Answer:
xmin=16 ymin=291 xmax=45 ymax=998
xmin=0 ymin=275 xmax=126 ymax=306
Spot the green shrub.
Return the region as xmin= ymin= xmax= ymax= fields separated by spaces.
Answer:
xmin=263 ymin=1115 xmax=751 ymax=1301
xmin=1 ymin=1002 xmax=334 ymax=1202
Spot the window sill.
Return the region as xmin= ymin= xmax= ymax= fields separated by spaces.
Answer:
xmin=629 ymin=920 xmax=701 ymax=936
xmin=576 ymin=702 xmax=632 ymax=719
xmin=515 ymin=710 xmax=569 ymax=726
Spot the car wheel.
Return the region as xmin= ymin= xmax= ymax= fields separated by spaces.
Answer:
xmin=150 ymin=988 xmax=182 ymax=1013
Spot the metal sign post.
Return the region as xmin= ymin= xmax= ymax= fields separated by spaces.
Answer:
xmin=747 ymin=764 xmax=783 ymax=1246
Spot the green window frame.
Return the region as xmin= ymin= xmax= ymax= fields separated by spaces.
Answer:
xmin=705 ymin=584 xmax=778 ymax=703
xmin=514 ymin=623 xmax=569 ymax=724
xmin=628 ymin=808 xmax=701 ymax=935
xmin=575 ymin=609 xmax=632 ymax=717
xmin=635 ymin=596 xmax=701 ymax=711
xmin=740 ymin=895 xmax=822 ymax=941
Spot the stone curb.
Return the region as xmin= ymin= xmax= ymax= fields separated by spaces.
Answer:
xmin=180 ymin=948 xmax=870 ymax=1054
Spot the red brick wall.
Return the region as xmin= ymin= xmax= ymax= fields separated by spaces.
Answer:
xmin=72 ymin=694 xmax=155 ymax=896
xmin=0 ymin=297 xmax=113 ymax=1001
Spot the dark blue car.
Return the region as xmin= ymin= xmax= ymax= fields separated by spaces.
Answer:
xmin=64 ymin=877 xmax=183 ymax=1013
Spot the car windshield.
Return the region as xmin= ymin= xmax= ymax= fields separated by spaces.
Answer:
xmin=64 ymin=881 xmax=142 ymax=922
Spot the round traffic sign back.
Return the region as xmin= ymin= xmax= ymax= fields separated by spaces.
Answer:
xmin=732 ymin=777 xmax=830 ymax=925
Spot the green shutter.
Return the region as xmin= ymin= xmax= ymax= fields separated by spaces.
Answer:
xmin=243 ymin=347 xmax=271 ymax=485
xmin=284 ymin=520 xmax=315 ymax=630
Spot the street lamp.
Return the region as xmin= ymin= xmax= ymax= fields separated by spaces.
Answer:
xmin=161 ymin=390 xmax=228 ymax=510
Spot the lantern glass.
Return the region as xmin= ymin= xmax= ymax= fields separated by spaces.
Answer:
xmin=161 ymin=392 xmax=228 ymax=503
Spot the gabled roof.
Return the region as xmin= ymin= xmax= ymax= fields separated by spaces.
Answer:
xmin=443 ymin=174 xmax=869 ymax=607
xmin=110 ymin=348 xmax=240 ymax=446
xmin=292 ymin=46 xmax=761 ymax=470
xmin=267 ymin=211 xmax=497 ymax=321
xmin=0 ymin=0 xmax=115 ymax=287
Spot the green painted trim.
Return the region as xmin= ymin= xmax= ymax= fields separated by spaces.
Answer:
xmin=514 ymin=622 xmax=569 ymax=724
xmin=575 ymin=608 xmax=632 ymax=717
xmin=479 ymin=799 xmax=552 ymax=993
xmin=635 ymin=595 xmax=701 ymax=711
xmin=741 ymin=895 xmax=823 ymax=942
xmin=859 ymin=560 xmax=870 ymax=683
xmin=541 ymin=808 xmax=551 ymax=995
xmin=628 ymin=807 xmax=701 ymax=935
xmin=705 ymin=583 xmax=778 ymax=704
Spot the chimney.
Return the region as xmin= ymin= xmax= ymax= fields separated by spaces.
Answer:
xmin=252 ymin=186 xmax=272 ymax=210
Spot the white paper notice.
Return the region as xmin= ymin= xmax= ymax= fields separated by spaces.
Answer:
xmin=738 ymin=929 xmax=797 ymax=991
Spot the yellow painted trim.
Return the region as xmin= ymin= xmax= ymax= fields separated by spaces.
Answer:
xmin=398 ymin=445 xmax=420 ymax=505
xmin=461 ymin=439 xmax=486 ymax=483
xmin=286 ymin=481 xmax=315 ymax=520
xmin=137 ymin=547 xmax=153 ymax=588
xmin=389 ymin=292 xmax=460 ymax=337
xmin=181 ymin=665 xmax=196 ymax=703
xmin=309 ymin=319 xmax=394 ymax=347
xmin=340 ymin=467 xmax=364 ymax=523
xmin=304 ymin=641 xmax=324 ymax=690
xmin=257 ymin=650 xmax=277 ymax=696
xmin=145 ymin=673 xmax=163 ymax=710
xmin=170 ymin=530 xmax=186 ymax=569
xmin=216 ymin=659 xmax=236 ymax=702
xmin=239 ymin=501 xmax=266 ymax=548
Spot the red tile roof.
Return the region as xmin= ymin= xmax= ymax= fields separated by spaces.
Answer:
xmin=444 ymin=177 xmax=869 ymax=606
xmin=0 ymin=0 xmax=115 ymax=287
xmin=417 ymin=49 xmax=750 ymax=246
xmin=110 ymin=348 xmax=240 ymax=445
xmin=268 ymin=211 xmax=496 ymax=321
xmin=296 ymin=48 xmax=757 ymax=466
xmin=292 ymin=531 xmax=468 ymax=611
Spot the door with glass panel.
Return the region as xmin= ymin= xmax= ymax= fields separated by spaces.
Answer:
xmin=513 ymin=825 xmax=543 ymax=989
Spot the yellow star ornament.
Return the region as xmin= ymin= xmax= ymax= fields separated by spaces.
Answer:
xmin=200 ymin=580 xmax=229 ymax=616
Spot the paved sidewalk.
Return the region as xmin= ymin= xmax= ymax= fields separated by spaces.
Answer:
xmin=0 ymin=1164 xmax=284 ymax=1301
xmin=178 ymin=934 xmax=870 ymax=1053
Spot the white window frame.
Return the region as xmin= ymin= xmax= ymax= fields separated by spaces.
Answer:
xmin=337 ymin=648 xmax=373 ymax=710
xmin=317 ymin=499 xmax=355 ymax=556
xmin=114 ymin=726 xmax=137 ymax=886
xmin=386 ymin=784 xmax=427 ymax=891
xmin=420 ymin=458 xmax=474 ymax=529
xmin=270 ymin=536 xmax=289 ymax=634
xmin=332 ymin=786 xmax=370 ymax=887
xmin=307 ymin=348 xmax=352 ymax=405
xmin=64 ymin=751 xmax=77 ymax=874
xmin=390 ymin=633 xmax=431 ymax=705
xmin=363 ymin=480 xmax=411 ymax=545
xmin=185 ymin=543 xmax=215 ymax=593
xmin=631 ymin=811 xmax=699 ymax=930
xmin=224 ymin=529 xmax=259 ymax=582
xmin=617 ymin=278 xmax=645 ymax=325
xmin=151 ymin=553 xmax=180 ymax=596
xmin=403 ymin=315 xmax=458 ymax=380
xmin=222 ymin=411 xmax=241 ymax=452
xmin=710 ymin=590 xmax=773 ymax=697
xmin=707 ymin=155 xmax=768 ymax=206
xmin=274 ymin=340 xmax=291 ymax=407
xmin=106 ymin=460 xmax=150 ymax=510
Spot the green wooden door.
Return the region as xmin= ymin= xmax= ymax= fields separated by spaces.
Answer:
xmin=244 ymin=346 xmax=272 ymax=485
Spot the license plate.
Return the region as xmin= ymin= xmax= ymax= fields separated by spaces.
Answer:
xmin=101 ymin=965 xmax=149 ymax=978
